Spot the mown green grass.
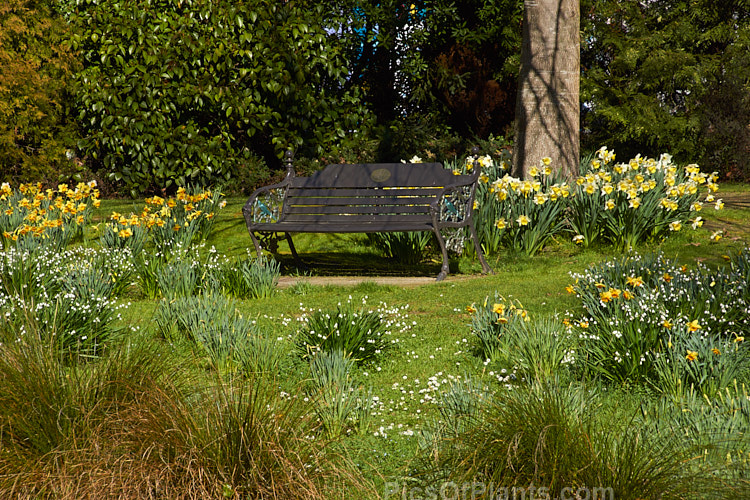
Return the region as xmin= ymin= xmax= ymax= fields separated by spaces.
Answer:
xmin=62 ymin=185 xmax=750 ymax=496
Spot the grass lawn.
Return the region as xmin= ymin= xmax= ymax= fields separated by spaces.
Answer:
xmin=119 ymin=186 xmax=749 ymax=495
xmin=2 ymin=181 xmax=749 ymax=498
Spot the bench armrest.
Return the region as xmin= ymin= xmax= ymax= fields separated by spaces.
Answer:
xmin=430 ymin=182 xmax=477 ymax=227
xmin=242 ymin=150 xmax=296 ymax=227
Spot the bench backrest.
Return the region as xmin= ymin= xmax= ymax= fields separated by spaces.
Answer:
xmin=281 ymin=162 xmax=475 ymax=226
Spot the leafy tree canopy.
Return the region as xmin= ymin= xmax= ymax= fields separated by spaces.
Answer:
xmin=581 ymin=0 xmax=750 ymax=178
xmin=69 ymin=0 xmax=370 ymax=195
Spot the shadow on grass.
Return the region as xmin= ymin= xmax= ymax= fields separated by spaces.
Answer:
xmin=273 ymin=251 xmax=447 ymax=278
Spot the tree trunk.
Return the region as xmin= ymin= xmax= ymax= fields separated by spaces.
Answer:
xmin=512 ymin=0 xmax=580 ymax=179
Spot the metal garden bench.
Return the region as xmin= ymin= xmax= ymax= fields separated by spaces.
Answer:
xmin=242 ymin=150 xmax=492 ymax=281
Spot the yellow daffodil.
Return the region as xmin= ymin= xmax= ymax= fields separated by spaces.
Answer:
xmin=662 ymin=319 xmax=673 ymax=329
xmin=626 ymin=276 xmax=644 ymax=287
xmin=686 ymin=350 xmax=698 ymax=362
xmin=516 ymin=214 xmax=530 ymax=226
xmin=492 ymin=303 xmax=505 ymax=315
xmin=687 ymin=320 xmax=701 ymax=332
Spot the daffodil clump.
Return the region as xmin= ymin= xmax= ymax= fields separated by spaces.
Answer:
xmin=455 ymin=150 xmax=511 ymax=256
xmin=99 ymin=186 xmax=224 ymax=257
xmin=0 ymin=181 xmax=100 ymax=251
xmin=568 ymin=146 xmax=721 ymax=250
xmin=453 ymin=146 xmax=723 ymax=256
xmin=564 ymin=251 xmax=750 ymax=395
xmin=488 ymin=157 xmax=570 ymax=255
xmin=467 ymin=293 xmax=530 ymax=362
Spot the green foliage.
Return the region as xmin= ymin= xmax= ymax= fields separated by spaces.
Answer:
xmin=364 ymin=231 xmax=434 ymax=265
xmin=419 ymin=376 xmax=493 ymax=451
xmin=422 ymin=382 xmax=701 ymax=497
xmin=468 ymin=292 xmax=529 ymax=362
xmin=153 ymin=293 xmax=259 ymax=370
xmin=295 ymin=306 xmax=391 ymax=365
xmin=0 ymin=0 xmax=81 ymax=185
xmin=653 ymin=332 xmax=750 ymax=399
xmin=568 ymin=250 xmax=750 ymax=387
xmin=69 ymin=0 xmax=369 ymax=195
xmin=213 ymin=253 xmax=280 ymax=300
xmin=643 ymin=384 xmax=750 ymax=482
xmin=0 ymin=246 xmax=123 ymax=357
xmin=581 ymin=0 xmax=750 ymax=180
xmin=308 ymin=350 xmax=374 ymax=438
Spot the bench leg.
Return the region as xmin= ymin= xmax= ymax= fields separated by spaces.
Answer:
xmin=285 ymin=233 xmax=300 ymax=261
xmin=469 ymin=223 xmax=493 ymax=275
xmin=433 ymin=228 xmax=451 ymax=281
xmin=249 ymin=231 xmax=264 ymax=259
xmin=285 ymin=233 xmax=309 ymax=272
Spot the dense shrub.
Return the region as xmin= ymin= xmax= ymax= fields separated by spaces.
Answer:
xmin=68 ymin=0 xmax=370 ymax=195
xmin=0 ymin=0 xmax=81 ymax=186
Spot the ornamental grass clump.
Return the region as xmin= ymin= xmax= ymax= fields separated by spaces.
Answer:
xmin=419 ymin=382 xmax=707 ymax=498
xmin=418 ymin=376 xmax=493 ymax=454
xmin=0 ymin=324 xmax=362 ymax=498
xmin=0 ymin=328 xmax=183 ymax=494
xmin=567 ymin=146 xmax=721 ymax=249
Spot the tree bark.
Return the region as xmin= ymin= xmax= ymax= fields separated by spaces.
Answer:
xmin=512 ymin=0 xmax=580 ymax=179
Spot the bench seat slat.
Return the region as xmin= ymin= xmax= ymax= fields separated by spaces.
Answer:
xmin=281 ymin=213 xmax=433 ymax=224
xmin=251 ymin=221 xmax=434 ymax=233
xmin=287 ymin=187 xmax=444 ymax=198
xmin=284 ymin=205 xmax=430 ymax=215
xmin=285 ymin=196 xmax=436 ymax=206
